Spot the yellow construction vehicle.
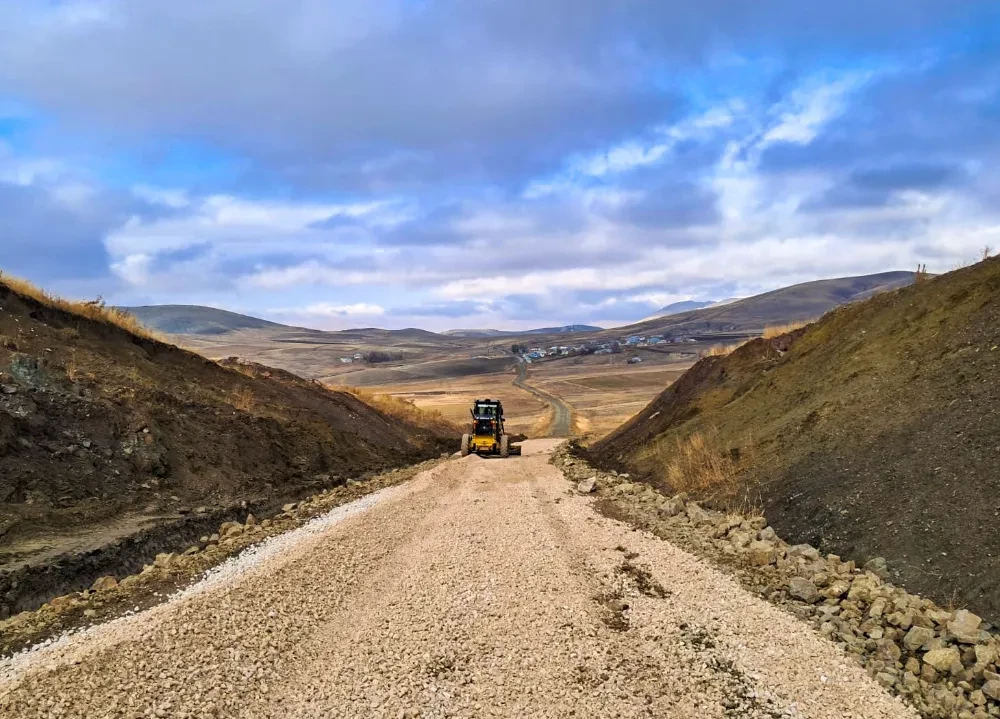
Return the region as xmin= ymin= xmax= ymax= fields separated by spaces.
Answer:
xmin=460 ymin=398 xmax=520 ymax=457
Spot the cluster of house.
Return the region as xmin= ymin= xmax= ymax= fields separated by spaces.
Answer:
xmin=339 ymin=353 xmax=365 ymax=364
xmin=518 ymin=334 xmax=698 ymax=363
xmin=521 ymin=346 xmax=576 ymax=360
xmin=622 ymin=334 xmax=698 ymax=347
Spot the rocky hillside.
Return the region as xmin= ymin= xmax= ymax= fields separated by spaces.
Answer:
xmin=590 ymin=257 xmax=1000 ymax=621
xmin=0 ymin=277 xmax=455 ymax=616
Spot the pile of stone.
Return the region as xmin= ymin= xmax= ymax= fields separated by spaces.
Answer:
xmin=553 ymin=444 xmax=1000 ymax=719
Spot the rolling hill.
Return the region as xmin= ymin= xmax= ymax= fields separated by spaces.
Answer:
xmin=589 ymin=258 xmax=1000 ymax=620
xmin=125 ymin=305 xmax=301 ymax=336
xmin=443 ymin=325 xmax=601 ymax=338
xmin=599 ymin=271 xmax=918 ymax=339
xmin=647 ymin=300 xmax=716 ymax=318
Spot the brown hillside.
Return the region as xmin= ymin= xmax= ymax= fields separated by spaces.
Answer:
xmin=0 ymin=278 xmax=455 ymax=616
xmin=590 ymin=257 xmax=1000 ymax=620
xmin=583 ymin=271 xmax=917 ymax=342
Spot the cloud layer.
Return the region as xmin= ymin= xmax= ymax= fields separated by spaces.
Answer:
xmin=1 ymin=1 xmax=998 ymax=329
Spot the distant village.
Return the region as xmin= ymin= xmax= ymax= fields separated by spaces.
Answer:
xmin=332 ymin=333 xmax=702 ymax=366
xmin=514 ymin=334 xmax=698 ymax=364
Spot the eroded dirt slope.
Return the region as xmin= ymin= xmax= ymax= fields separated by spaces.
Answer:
xmin=591 ymin=257 xmax=1000 ymax=620
xmin=0 ymin=280 xmax=454 ymax=616
xmin=0 ymin=441 xmax=914 ymax=719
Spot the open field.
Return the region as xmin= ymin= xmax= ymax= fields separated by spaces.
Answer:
xmin=359 ymin=348 xmax=695 ymax=441
xmin=166 ymin=322 xmax=517 ymax=385
xmin=526 ymin=352 xmax=693 ymax=438
xmin=327 ymin=356 xmax=516 ymax=387
xmin=367 ymin=371 xmax=551 ymax=438
xmin=173 ymin=326 xmax=690 ymax=440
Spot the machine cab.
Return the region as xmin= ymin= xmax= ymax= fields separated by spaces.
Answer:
xmin=461 ymin=398 xmax=518 ymax=457
xmin=471 ymin=399 xmax=504 ymax=448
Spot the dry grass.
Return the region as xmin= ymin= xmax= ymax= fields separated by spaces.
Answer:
xmin=702 ymin=341 xmax=749 ymax=358
xmin=701 ymin=322 xmax=810 ymax=357
xmin=652 ymin=430 xmax=757 ymax=502
xmin=658 ymin=432 xmax=739 ymax=494
xmin=761 ymin=320 xmax=810 ymax=339
xmin=229 ymin=386 xmax=256 ymax=413
xmin=335 ymin=385 xmax=458 ymax=430
xmin=361 ymin=372 xmax=549 ymax=437
xmin=0 ymin=270 xmax=160 ymax=341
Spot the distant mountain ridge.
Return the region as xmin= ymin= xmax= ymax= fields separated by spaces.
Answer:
xmin=651 ymin=300 xmax=715 ymax=317
xmin=644 ymin=298 xmax=743 ymax=321
xmin=590 ymin=271 xmax=920 ymax=340
xmin=444 ymin=325 xmax=601 ymax=338
xmin=126 ymin=272 xmax=915 ymax=341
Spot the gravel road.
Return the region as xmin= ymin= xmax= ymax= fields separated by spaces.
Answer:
xmin=514 ymin=362 xmax=573 ymax=437
xmin=0 ymin=440 xmax=916 ymax=719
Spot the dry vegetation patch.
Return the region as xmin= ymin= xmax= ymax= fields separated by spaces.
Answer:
xmin=653 ymin=430 xmax=753 ymax=498
xmin=0 ymin=272 xmax=159 ymax=341
xmin=358 ymin=372 xmax=550 ymax=438
xmin=334 ymin=385 xmax=460 ymax=433
xmin=761 ymin=321 xmax=811 ymax=339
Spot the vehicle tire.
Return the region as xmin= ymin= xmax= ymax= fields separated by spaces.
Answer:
xmin=461 ymin=434 xmax=470 ymax=457
xmin=500 ymin=435 xmax=509 ymax=458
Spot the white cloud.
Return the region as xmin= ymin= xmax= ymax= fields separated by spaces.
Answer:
xmin=539 ymin=103 xmax=741 ymax=189
xmin=201 ymin=195 xmax=382 ymax=230
xmin=104 ymin=194 xmax=397 ymax=277
xmin=295 ymin=302 xmax=386 ymax=317
xmin=245 ymin=262 xmax=383 ymax=290
xmin=0 ymin=153 xmax=69 ymax=186
xmin=132 ymin=184 xmax=190 ymax=208
xmin=110 ymin=252 xmax=152 ymax=285
xmin=573 ymin=141 xmax=671 ymax=177
xmin=761 ymin=73 xmax=871 ymax=147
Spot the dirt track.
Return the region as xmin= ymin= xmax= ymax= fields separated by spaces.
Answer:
xmin=514 ymin=361 xmax=573 ymax=437
xmin=0 ymin=441 xmax=915 ymax=718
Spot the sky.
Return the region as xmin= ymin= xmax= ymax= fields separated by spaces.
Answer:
xmin=1 ymin=2 xmax=999 ymax=331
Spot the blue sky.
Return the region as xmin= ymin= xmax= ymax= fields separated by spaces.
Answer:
xmin=1 ymin=1 xmax=998 ymax=331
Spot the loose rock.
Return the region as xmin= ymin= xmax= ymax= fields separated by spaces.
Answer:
xmin=90 ymin=576 xmax=118 ymax=592
xmin=924 ymin=647 xmax=961 ymax=672
xmin=788 ymin=577 xmax=820 ymax=604
xmin=948 ymin=609 xmax=984 ymax=644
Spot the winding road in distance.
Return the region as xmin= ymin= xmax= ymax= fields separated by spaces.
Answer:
xmin=513 ymin=359 xmax=573 ymax=437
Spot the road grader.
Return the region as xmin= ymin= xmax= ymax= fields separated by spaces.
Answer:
xmin=460 ymin=398 xmax=521 ymax=457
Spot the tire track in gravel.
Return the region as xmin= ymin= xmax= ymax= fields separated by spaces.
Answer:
xmin=0 ymin=441 xmax=916 ymax=719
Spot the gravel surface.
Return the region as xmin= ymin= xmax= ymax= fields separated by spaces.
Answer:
xmin=0 ymin=440 xmax=916 ymax=718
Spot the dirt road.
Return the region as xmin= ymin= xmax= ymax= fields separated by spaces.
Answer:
xmin=0 ymin=441 xmax=914 ymax=719
xmin=514 ymin=361 xmax=573 ymax=437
